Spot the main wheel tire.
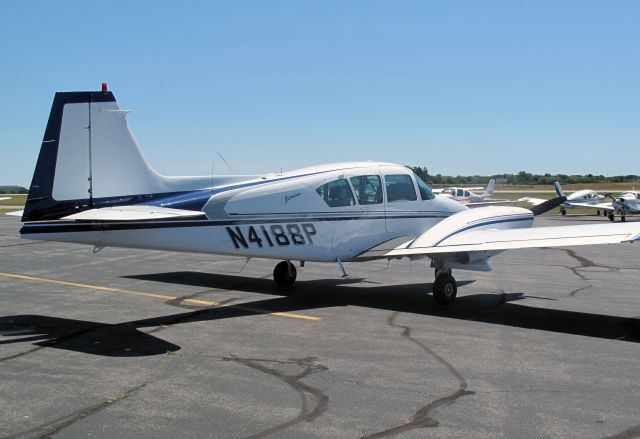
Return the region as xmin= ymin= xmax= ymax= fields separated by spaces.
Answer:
xmin=273 ymin=261 xmax=297 ymax=287
xmin=621 ymin=215 xmax=626 ymax=222
xmin=561 ymin=209 xmax=566 ymax=216
xmin=432 ymin=274 xmax=457 ymax=305
xmin=608 ymin=213 xmax=615 ymax=222
xmin=596 ymin=210 xmax=600 ymax=216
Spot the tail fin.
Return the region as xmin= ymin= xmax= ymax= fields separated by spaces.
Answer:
xmin=482 ymin=179 xmax=495 ymax=197
xmin=554 ymin=181 xmax=566 ymax=198
xmin=23 ymin=89 xmax=164 ymax=221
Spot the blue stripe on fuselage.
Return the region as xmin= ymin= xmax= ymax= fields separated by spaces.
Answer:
xmin=139 ymin=170 xmax=328 ymax=210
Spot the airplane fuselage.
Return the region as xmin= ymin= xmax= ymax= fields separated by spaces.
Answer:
xmin=21 ymin=162 xmax=469 ymax=262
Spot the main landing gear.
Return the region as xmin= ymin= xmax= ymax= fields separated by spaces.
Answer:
xmin=273 ymin=260 xmax=297 ymax=287
xmin=606 ymin=211 xmax=625 ymax=222
xmin=432 ymin=265 xmax=457 ymax=305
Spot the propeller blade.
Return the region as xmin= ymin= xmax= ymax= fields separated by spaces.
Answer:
xmin=530 ymin=196 xmax=567 ymax=216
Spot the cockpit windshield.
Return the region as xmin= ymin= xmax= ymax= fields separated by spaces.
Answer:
xmin=413 ymin=173 xmax=435 ymax=200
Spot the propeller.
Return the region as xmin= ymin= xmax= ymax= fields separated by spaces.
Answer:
xmin=530 ymin=196 xmax=567 ymax=216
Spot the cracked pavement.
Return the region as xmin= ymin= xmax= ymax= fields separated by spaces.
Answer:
xmin=1 ymin=215 xmax=640 ymax=438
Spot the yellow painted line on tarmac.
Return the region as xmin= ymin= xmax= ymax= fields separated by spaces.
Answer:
xmin=0 ymin=272 xmax=320 ymax=321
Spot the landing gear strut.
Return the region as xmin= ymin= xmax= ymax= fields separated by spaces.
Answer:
xmin=273 ymin=260 xmax=297 ymax=287
xmin=431 ymin=264 xmax=457 ymax=305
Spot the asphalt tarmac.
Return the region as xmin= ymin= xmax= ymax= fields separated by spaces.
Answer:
xmin=1 ymin=214 xmax=639 ymax=439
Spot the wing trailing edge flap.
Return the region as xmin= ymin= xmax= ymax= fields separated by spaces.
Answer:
xmin=387 ymin=222 xmax=640 ymax=258
xmin=61 ymin=205 xmax=206 ymax=221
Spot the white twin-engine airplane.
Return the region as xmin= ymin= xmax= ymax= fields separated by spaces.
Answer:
xmin=19 ymin=88 xmax=640 ymax=305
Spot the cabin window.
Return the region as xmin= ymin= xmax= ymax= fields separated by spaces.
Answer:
xmin=457 ymin=189 xmax=464 ymax=197
xmin=350 ymin=175 xmax=383 ymax=205
xmin=414 ymin=173 xmax=435 ymax=200
xmin=464 ymin=191 xmax=471 ymax=197
xmin=316 ymin=179 xmax=356 ymax=207
xmin=385 ymin=174 xmax=417 ymax=202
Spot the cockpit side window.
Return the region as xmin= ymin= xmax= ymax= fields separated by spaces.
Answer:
xmin=413 ymin=173 xmax=435 ymax=200
xmin=316 ymin=179 xmax=356 ymax=207
xmin=385 ymin=174 xmax=417 ymax=202
xmin=350 ymin=175 xmax=383 ymax=205
xmin=457 ymin=189 xmax=464 ymax=197
xmin=464 ymin=191 xmax=471 ymax=197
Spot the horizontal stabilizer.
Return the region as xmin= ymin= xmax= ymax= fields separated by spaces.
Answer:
xmin=61 ymin=206 xmax=206 ymax=221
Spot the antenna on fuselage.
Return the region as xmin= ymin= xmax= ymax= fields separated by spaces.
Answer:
xmin=210 ymin=160 xmax=215 ymax=195
xmin=87 ymin=93 xmax=94 ymax=208
xmin=216 ymin=151 xmax=235 ymax=174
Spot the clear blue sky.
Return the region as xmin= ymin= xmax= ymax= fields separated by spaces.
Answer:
xmin=1 ymin=1 xmax=639 ymax=186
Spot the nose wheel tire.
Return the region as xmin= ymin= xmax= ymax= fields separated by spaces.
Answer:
xmin=432 ymin=274 xmax=457 ymax=305
xmin=561 ymin=208 xmax=566 ymax=216
xmin=608 ymin=213 xmax=615 ymax=222
xmin=273 ymin=261 xmax=297 ymax=287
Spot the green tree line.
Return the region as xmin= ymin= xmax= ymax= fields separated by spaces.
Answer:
xmin=408 ymin=167 xmax=640 ymax=186
xmin=0 ymin=186 xmax=28 ymax=194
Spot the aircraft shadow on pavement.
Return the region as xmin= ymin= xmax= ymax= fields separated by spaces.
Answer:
xmin=129 ymin=271 xmax=640 ymax=344
xmin=0 ymin=314 xmax=180 ymax=357
xmin=1 ymin=272 xmax=637 ymax=358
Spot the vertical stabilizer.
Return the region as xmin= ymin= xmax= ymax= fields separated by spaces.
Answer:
xmin=23 ymin=90 xmax=161 ymax=221
xmin=482 ymin=179 xmax=496 ymax=198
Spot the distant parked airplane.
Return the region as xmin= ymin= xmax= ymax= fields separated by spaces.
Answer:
xmin=432 ymin=179 xmax=510 ymax=207
xmin=520 ymin=183 xmax=611 ymax=217
xmin=609 ymin=191 xmax=640 ymax=222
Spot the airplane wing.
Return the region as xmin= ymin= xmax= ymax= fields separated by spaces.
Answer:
xmin=564 ymin=201 xmax=613 ymax=210
xmin=0 ymin=197 xmax=10 ymax=201
xmin=387 ymin=222 xmax=640 ymax=257
xmin=4 ymin=210 xmax=24 ymax=217
xmin=518 ymin=197 xmax=548 ymax=206
xmin=462 ymin=199 xmax=516 ymax=207
xmin=61 ymin=205 xmax=206 ymax=221
xmin=431 ymin=188 xmax=445 ymax=194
